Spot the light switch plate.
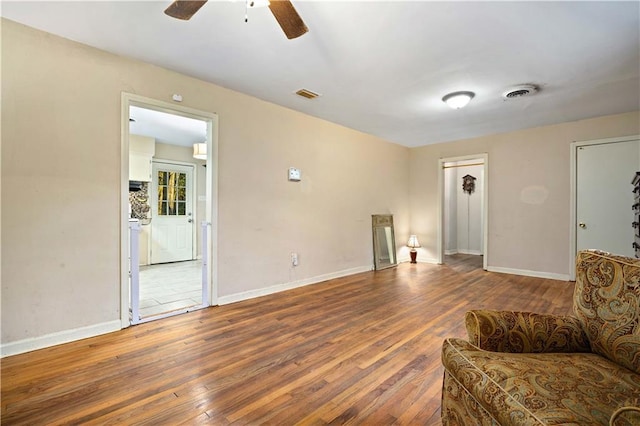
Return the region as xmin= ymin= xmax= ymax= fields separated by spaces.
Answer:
xmin=288 ymin=167 xmax=301 ymax=181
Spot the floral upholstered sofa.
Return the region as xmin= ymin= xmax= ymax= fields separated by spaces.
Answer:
xmin=441 ymin=250 xmax=640 ymax=425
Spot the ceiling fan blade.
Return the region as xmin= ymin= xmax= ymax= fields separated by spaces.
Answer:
xmin=164 ymin=1 xmax=208 ymax=20
xmin=268 ymin=0 xmax=309 ymax=39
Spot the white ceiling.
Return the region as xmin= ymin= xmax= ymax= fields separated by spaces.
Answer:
xmin=129 ymin=106 xmax=207 ymax=147
xmin=2 ymin=1 xmax=639 ymax=148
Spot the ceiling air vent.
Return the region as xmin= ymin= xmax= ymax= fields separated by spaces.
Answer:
xmin=502 ymin=84 xmax=538 ymax=99
xmin=295 ymin=89 xmax=320 ymax=99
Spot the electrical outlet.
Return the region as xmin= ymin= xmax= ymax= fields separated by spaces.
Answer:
xmin=291 ymin=252 xmax=299 ymax=267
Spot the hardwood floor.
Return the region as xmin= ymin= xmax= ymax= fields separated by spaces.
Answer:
xmin=1 ymin=258 xmax=575 ymax=425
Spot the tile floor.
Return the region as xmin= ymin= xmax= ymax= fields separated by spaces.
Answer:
xmin=137 ymin=260 xmax=203 ymax=318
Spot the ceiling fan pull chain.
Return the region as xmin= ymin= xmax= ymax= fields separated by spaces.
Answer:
xmin=245 ymin=0 xmax=249 ymax=23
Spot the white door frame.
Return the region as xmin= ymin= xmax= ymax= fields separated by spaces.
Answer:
xmin=437 ymin=153 xmax=489 ymax=270
xmin=151 ymin=160 xmax=198 ymax=264
xmin=569 ymin=134 xmax=640 ymax=280
xmin=120 ymin=93 xmax=219 ymax=329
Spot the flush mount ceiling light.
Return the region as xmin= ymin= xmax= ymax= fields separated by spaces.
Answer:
xmin=442 ymin=91 xmax=475 ymax=109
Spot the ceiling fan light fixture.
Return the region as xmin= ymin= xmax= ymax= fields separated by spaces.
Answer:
xmin=442 ymin=91 xmax=475 ymax=109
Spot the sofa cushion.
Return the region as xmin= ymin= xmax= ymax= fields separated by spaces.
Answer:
xmin=574 ymin=250 xmax=640 ymax=374
xmin=442 ymin=338 xmax=640 ymax=425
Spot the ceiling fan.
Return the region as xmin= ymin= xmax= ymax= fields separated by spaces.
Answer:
xmin=164 ymin=0 xmax=309 ymax=40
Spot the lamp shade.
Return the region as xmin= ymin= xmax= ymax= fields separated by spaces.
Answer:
xmin=442 ymin=91 xmax=475 ymax=109
xmin=193 ymin=143 xmax=207 ymax=160
xmin=407 ymin=235 xmax=420 ymax=248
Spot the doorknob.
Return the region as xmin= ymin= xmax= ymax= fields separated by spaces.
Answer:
xmin=579 ymin=222 xmax=586 ymax=229
xmin=188 ymin=218 xmax=193 ymax=223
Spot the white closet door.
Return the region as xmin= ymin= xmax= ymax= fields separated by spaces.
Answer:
xmin=576 ymin=139 xmax=639 ymax=257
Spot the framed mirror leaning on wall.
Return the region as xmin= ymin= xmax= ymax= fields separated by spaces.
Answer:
xmin=372 ymin=214 xmax=397 ymax=270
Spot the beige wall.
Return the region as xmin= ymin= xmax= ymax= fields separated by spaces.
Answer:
xmin=1 ymin=20 xmax=410 ymax=348
xmin=410 ymin=111 xmax=640 ymax=277
xmin=3 ymin=18 xmax=638 ymax=353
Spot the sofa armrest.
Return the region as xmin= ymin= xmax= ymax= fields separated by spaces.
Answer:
xmin=465 ymin=310 xmax=591 ymax=353
xmin=610 ymin=406 xmax=640 ymax=426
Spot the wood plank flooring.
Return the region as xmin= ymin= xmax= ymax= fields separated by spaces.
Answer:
xmin=1 ymin=256 xmax=575 ymax=425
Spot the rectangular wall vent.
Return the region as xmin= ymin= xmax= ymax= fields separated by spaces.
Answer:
xmin=295 ymin=89 xmax=320 ymax=99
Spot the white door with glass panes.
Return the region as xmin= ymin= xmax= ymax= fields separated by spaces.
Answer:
xmin=151 ymin=162 xmax=195 ymax=264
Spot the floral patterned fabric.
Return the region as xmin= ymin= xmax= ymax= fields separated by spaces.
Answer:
xmin=573 ymin=250 xmax=640 ymax=374
xmin=465 ymin=311 xmax=591 ymax=354
xmin=442 ymin=369 xmax=500 ymax=426
xmin=441 ymin=250 xmax=640 ymax=425
xmin=442 ymin=338 xmax=640 ymax=425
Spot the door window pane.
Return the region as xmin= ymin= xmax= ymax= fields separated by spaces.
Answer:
xmin=157 ymin=170 xmax=188 ymax=216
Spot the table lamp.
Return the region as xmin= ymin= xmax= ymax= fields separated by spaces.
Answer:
xmin=407 ymin=235 xmax=420 ymax=264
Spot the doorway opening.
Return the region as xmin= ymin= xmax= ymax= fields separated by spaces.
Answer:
xmin=438 ymin=154 xmax=488 ymax=271
xmin=120 ymin=93 xmax=218 ymax=328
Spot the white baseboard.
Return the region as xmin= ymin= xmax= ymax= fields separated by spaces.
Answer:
xmin=486 ymin=266 xmax=569 ymax=281
xmin=444 ymin=250 xmax=483 ymax=256
xmin=400 ymin=257 xmax=439 ymax=264
xmin=457 ymin=249 xmax=483 ymax=256
xmin=218 ymin=265 xmax=372 ymax=305
xmin=417 ymin=257 xmax=439 ymax=264
xmin=1 ymin=320 xmax=122 ymax=358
